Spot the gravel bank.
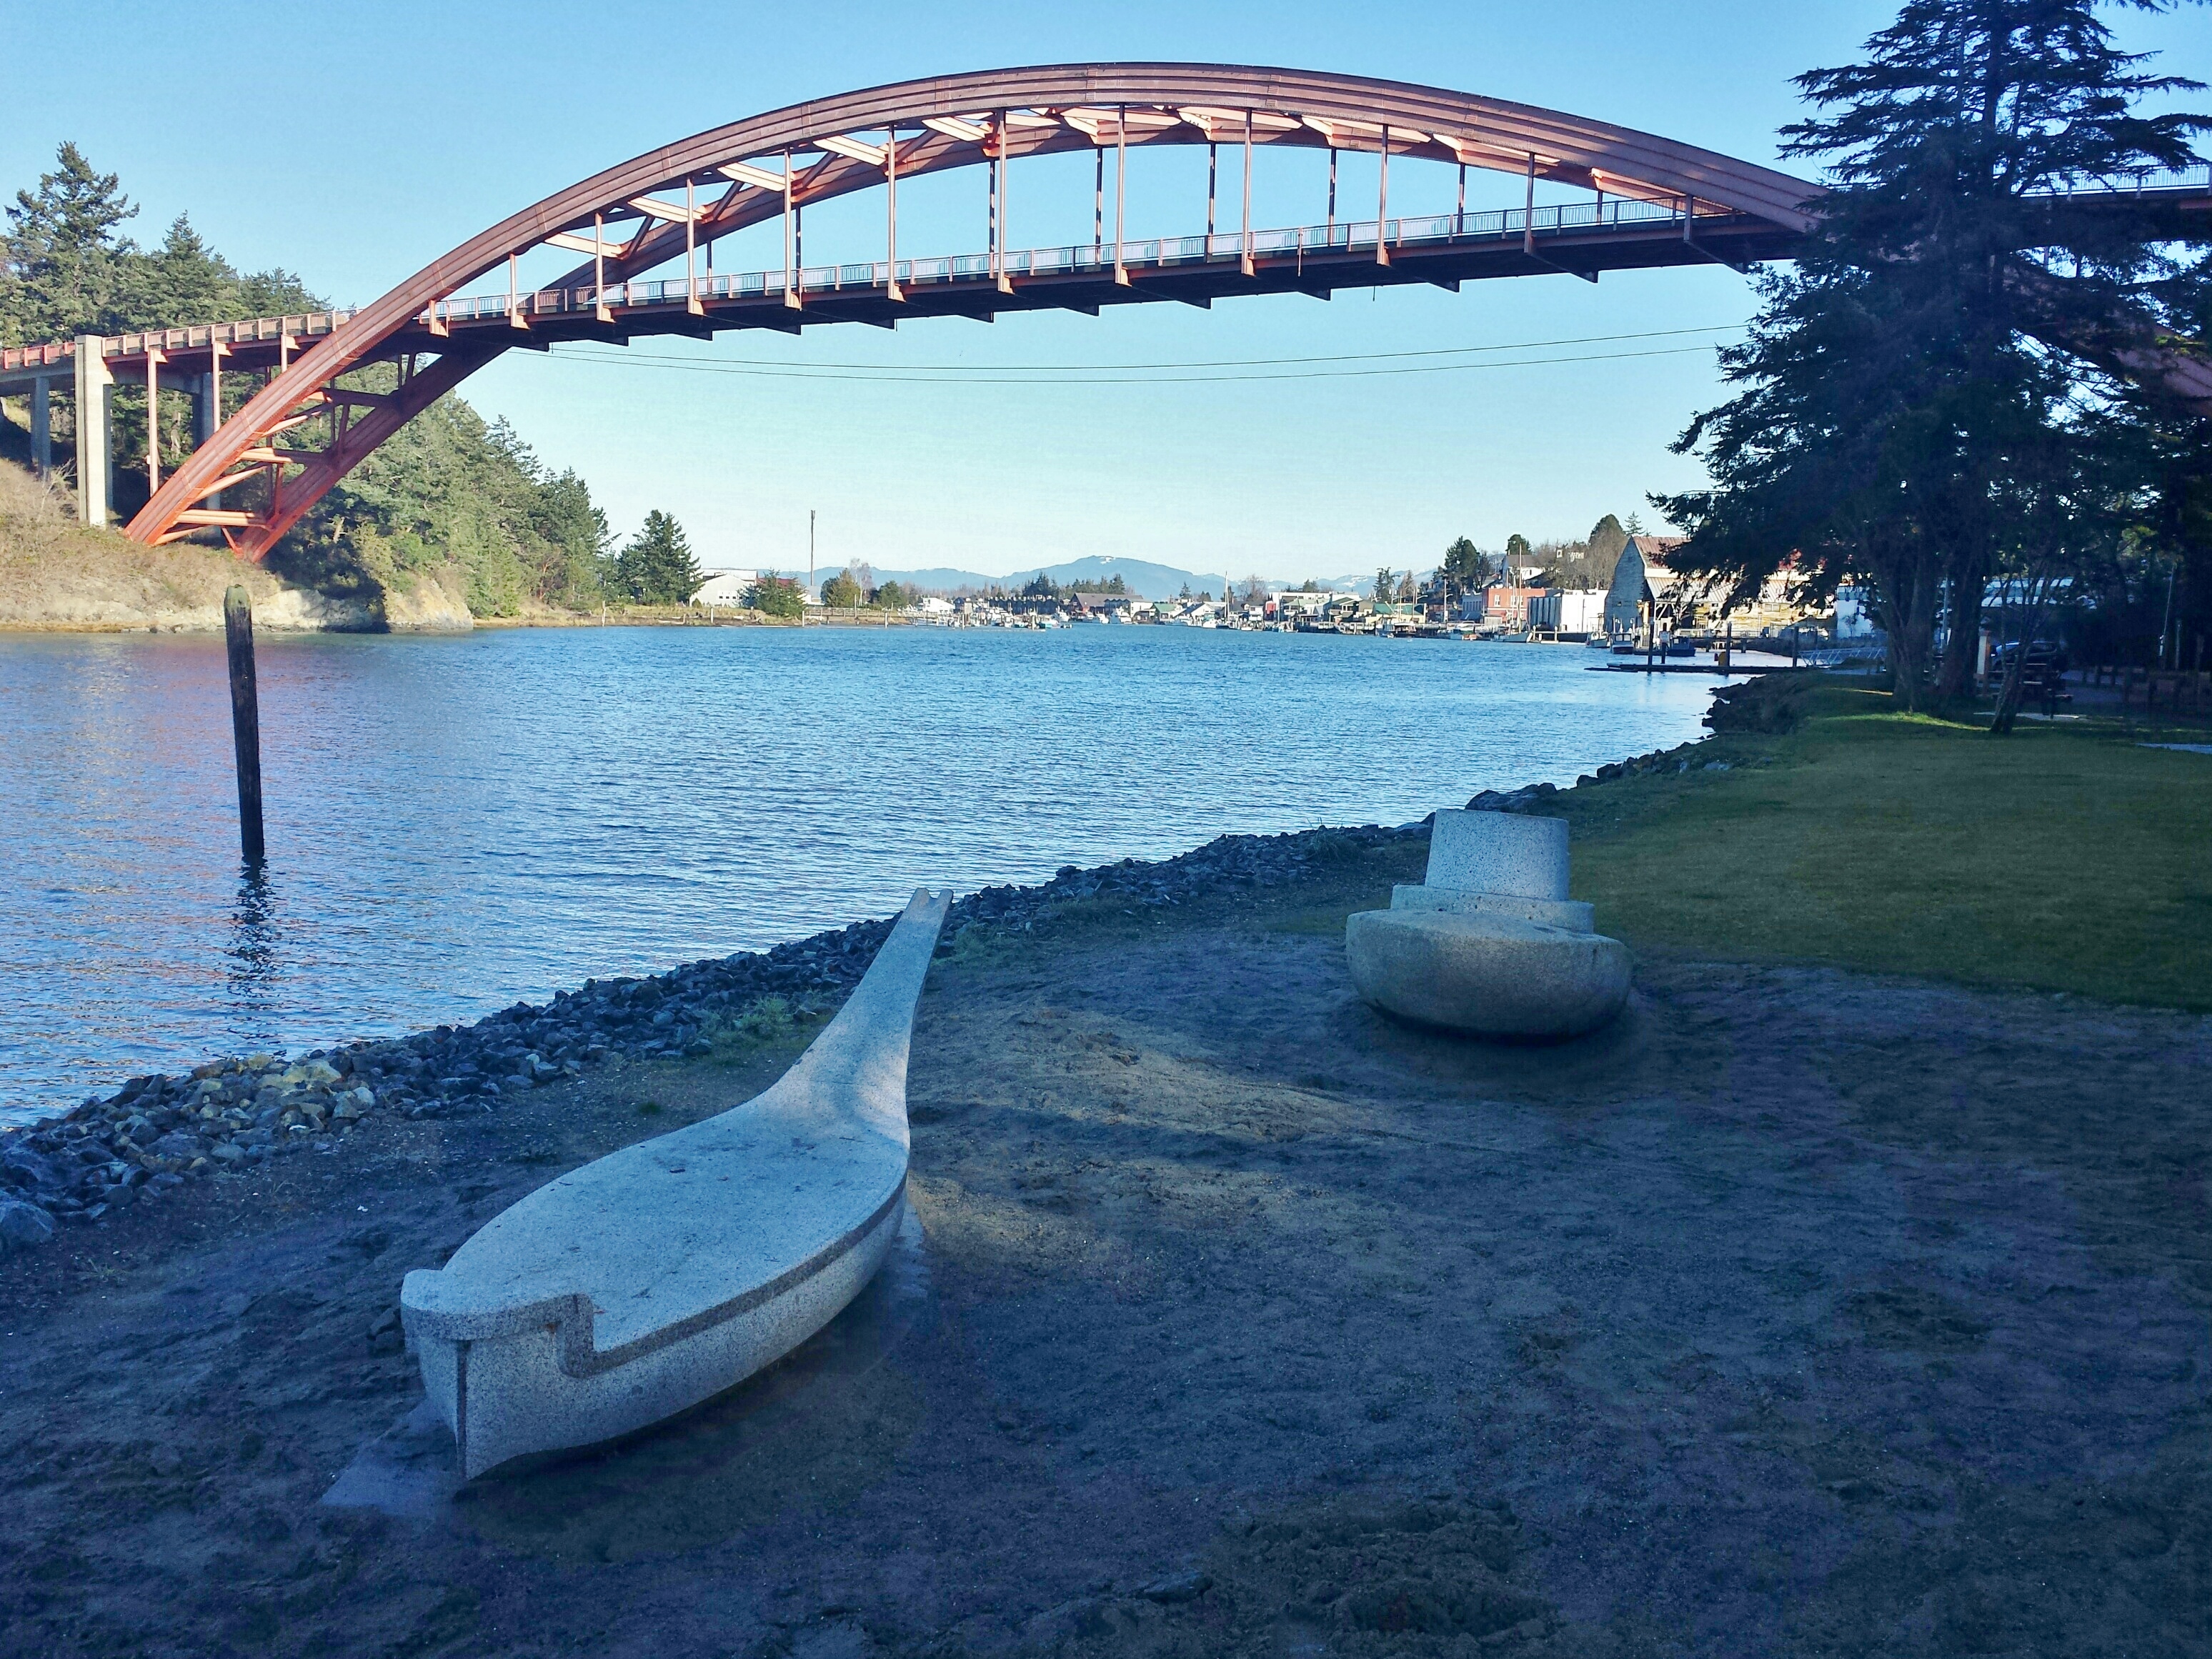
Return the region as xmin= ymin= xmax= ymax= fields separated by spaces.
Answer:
xmin=0 ymin=799 xmax=2205 ymax=1657
xmin=1 ymin=724 xmax=1753 ymax=1257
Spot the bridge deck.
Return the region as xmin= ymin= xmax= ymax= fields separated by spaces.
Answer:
xmin=4 ymin=171 xmax=2201 ymax=394
xmin=397 ymin=202 xmax=1796 ymax=353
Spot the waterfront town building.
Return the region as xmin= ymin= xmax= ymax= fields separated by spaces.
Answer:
xmin=1483 ymin=586 xmax=1549 ymax=629
xmin=1603 ymin=535 xmax=1685 ymax=637
xmin=1527 ymin=589 xmax=1610 ymax=637
xmin=691 ymin=569 xmax=760 ymax=607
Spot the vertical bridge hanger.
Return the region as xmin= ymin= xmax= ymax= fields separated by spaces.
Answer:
xmin=115 ymin=66 xmax=1845 ymax=557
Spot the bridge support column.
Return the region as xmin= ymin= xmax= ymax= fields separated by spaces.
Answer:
xmin=195 ymin=371 xmax=220 ymax=446
xmin=72 ymin=336 xmax=111 ymax=527
xmin=30 ymin=377 xmax=51 ymax=484
xmin=196 ymin=372 xmax=222 ymax=510
xmin=144 ymin=349 xmax=164 ymax=496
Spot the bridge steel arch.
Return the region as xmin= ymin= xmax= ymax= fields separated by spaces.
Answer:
xmin=127 ymin=64 xmax=1830 ymax=557
xmin=121 ymin=63 xmax=2207 ymax=557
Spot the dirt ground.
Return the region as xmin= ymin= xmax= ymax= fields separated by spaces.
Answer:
xmin=3 ymin=842 xmax=2208 ymax=1658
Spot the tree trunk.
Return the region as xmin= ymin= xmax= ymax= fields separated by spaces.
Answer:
xmin=1990 ymin=569 xmax=2057 ymax=737
xmin=1878 ymin=542 xmax=1941 ymax=713
xmin=1935 ymin=556 xmax=1988 ymax=707
xmin=1987 ymin=627 xmax=2032 ymax=735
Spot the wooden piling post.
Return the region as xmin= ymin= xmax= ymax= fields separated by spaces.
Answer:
xmin=223 ymin=585 xmax=265 ymax=863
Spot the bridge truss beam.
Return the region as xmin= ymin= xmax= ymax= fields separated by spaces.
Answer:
xmin=56 ymin=62 xmax=2203 ymax=559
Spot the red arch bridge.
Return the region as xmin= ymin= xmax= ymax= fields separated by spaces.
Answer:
xmin=1 ymin=64 xmax=2206 ymax=558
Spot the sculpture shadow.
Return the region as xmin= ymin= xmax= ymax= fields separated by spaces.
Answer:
xmin=328 ymin=1208 xmax=935 ymax=1562
xmin=1335 ymin=986 xmax=1715 ymax=1110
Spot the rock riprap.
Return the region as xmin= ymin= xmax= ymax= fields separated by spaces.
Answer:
xmin=6 ymin=757 xmax=1727 ymax=1257
xmin=0 ymin=817 xmax=1433 ymax=1257
xmin=400 ymin=889 xmax=950 ymax=1479
xmin=1345 ymin=809 xmax=1630 ymax=1039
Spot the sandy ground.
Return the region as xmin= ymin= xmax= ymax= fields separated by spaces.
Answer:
xmin=3 ymin=844 xmax=2208 ymax=1658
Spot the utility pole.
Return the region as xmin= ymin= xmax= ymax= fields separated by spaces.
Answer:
xmin=809 ymin=509 xmax=817 ymax=601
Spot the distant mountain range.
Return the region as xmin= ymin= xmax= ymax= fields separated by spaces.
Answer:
xmin=817 ymin=556 xmax=1393 ymax=600
xmin=833 ymin=555 xmax=1225 ymax=601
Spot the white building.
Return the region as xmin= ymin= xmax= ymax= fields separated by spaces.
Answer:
xmin=690 ymin=569 xmax=759 ymax=607
xmin=1527 ymin=589 xmax=1610 ymax=637
xmin=1835 ymin=585 xmax=1878 ymax=638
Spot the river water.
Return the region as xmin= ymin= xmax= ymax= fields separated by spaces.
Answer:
xmin=0 ymin=624 xmax=1711 ymax=1122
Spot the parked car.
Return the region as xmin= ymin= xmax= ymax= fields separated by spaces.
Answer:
xmin=1988 ymin=639 xmax=2072 ymax=707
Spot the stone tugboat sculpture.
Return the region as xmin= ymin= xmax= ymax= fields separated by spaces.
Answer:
xmin=1345 ymin=810 xmax=1628 ymax=1039
xmin=400 ymin=889 xmax=950 ymax=1479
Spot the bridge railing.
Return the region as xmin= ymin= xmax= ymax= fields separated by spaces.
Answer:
xmin=415 ymin=194 xmax=1709 ymax=329
xmin=13 ymin=171 xmax=2197 ymax=374
xmin=1 ymin=311 xmax=356 ymax=376
xmin=2028 ymin=161 xmax=2211 ymax=199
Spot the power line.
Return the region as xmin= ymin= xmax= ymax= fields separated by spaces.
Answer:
xmin=538 ymin=339 xmax=1738 ymax=387
xmin=549 ymin=321 xmax=1744 ymax=376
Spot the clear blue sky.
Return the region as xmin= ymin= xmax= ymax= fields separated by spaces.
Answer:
xmin=9 ymin=1 xmax=2201 ymax=581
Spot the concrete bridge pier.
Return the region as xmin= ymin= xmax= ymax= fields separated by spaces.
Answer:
xmin=195 ymin=372 xmax=221 ymax=511
xmin=73 ymin=336 xmax=111 ymax=527
xmin=27 ymin=377 xmax=54 ymax=484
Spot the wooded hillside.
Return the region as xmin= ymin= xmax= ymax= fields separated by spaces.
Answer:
xmin=1 ymin=144 xmax=617 ymax=619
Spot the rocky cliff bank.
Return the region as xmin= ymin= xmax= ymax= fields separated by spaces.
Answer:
xmin=0 ymin=463 xmax=476 ymax=632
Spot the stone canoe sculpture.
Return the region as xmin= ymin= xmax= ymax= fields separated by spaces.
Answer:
xmin=1345 ymin=810 xmax=1628 ymax=1039
xmin=401 ymin=888 xmax=950 ymax=1479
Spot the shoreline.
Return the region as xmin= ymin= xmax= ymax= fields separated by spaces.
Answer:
xmin=1 ymin=702 xmax=2205 ymax=1653
xmin=0 ymin=819 xmax=1435 ymax=1219
xmin=0 ymin=606 xmax=809 ymax=637
xmin=0 ymin=738 xmax=1683 ymax=1242
xmin=5 ymin=678 xmax=2208 ymax=1655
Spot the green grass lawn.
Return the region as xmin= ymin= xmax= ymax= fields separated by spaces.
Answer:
xmin=1563 ymin=683 xmax=2212 ymax=1010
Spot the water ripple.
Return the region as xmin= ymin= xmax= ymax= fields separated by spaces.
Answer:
xmin=0 ymin=626 xmax=1710 ymax=1120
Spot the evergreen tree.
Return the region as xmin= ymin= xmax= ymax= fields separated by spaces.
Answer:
xmin=819 ymin=567 xmax=865 ymax=608
xmin=1 ymin=141 xmax=136 ymax=344
xmin=277 ymin=382 xmax=611 ymax=615
xmin=745 ymin=574 xmax=806 ymax=618
xmin=614 ymin=510 xmax=702 ymax=604
xmin=1440 ymin=536 xmax=1485 ymax=595
xmin=1533 ymin=515 xmax=1633 ymax=589
xmin=1658 ymin=0 xmax=2206 ymax=707
xmin=1372 ymin=567 xmax=1395 ymax=604
xmin=1 ymin=144 xmax=619 ymax=615
xmin=529 ymin=468 xmax=614 ymax=605
xmin=2102 ymin=196 xmax=2212 ymax=663
xmin=1583 ymin=514 xmax=1630 ymax=577
xmin=121 ymin=216 xmax=235 ymax=329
